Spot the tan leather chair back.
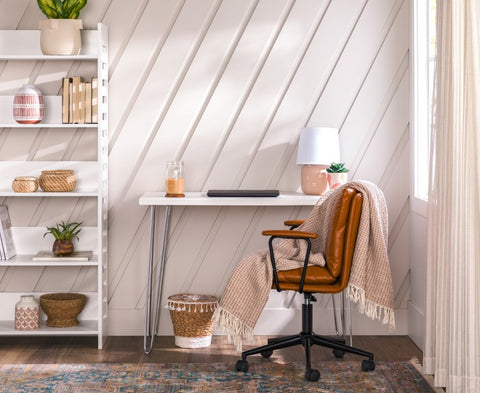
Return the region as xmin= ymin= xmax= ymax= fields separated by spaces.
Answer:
xmin=324 ymin=188 xmax=363 ymax=287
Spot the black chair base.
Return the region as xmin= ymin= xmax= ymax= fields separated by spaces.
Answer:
xmin=235 ymin=293 xmax=375 ymax=382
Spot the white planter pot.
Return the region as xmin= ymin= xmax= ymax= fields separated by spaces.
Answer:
xmin=39 ymin=19 xmax=83 ymax=55
xmin=327 ymin=172 xmax=348 ymax=190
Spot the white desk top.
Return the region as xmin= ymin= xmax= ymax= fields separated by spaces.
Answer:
xmin=139 ymin=192 xmax=320 ymax=206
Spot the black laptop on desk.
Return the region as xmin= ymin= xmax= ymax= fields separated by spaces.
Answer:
xmin=207 ymin=189 xmax=280 ymax=197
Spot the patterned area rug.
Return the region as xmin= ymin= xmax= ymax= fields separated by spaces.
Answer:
xmin=0 ymin=360 xmax=441 ymax=393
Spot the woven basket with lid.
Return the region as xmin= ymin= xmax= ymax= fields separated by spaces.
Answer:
xmin=12 ymin=176 xmax=38 ymax=193
xmin=39 ymin=170 xmax=76 ymax=192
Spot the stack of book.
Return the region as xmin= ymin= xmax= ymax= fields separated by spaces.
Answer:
xmin=61 ymin=76 xmax=98 ymax=124
xmin=0 ymin=205 xmax=16 ymax=260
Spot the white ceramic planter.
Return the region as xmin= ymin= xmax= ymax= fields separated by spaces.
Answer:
xmin=327 ymin=172 xmax=348 ymax=190
xmin=39 ymin=19 xmax=83 ymax=55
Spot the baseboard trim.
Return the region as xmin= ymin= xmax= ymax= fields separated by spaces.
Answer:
xmin=107 ymin=307 xmax=408 ymax=336
xmin=253 ymin=308 xmax=407 ymax=335
xmin=407 ymin=301 xmax=424 ymax=350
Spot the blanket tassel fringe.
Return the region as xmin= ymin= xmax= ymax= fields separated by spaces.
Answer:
xmin=346 ymin=284 xmax=395 ymax=331
xmin=213 ymin=307 xmax=254 ymax=352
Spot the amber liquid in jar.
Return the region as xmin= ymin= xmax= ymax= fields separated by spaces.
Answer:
xmin=166 ymin=161 xmax=184 ymax=197
xmin=166 ymin=178 xmax=185 ymax=195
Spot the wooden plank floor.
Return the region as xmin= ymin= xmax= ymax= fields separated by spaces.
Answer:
xmin=0 ymin=335 xmax=422 ymax=364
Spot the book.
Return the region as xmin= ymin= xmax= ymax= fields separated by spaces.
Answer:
xmin=61 ymin=77 xmax=71 ymax=124
xmin=85 ymin=82 xmax=92 ymax=123
xmin=69 ymin=79 xmax=73 ymax=122
xmin=91 ymin=77 xmax=98 ymax=123
xmin=0 ymin=227 xmax=5 ymax=260
xmin=72 ymin=76 xmax=82 ymax=123
xmin=0 ymin=205 xmax=16 ymax=260
xmin=32 ymin=251 xmax=93 ymax=262
xmin=79 ymin=81 xmax=86 ymax=124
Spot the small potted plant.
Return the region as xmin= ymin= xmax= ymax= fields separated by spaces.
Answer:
xmin=37 ymin=0 xmax=88 ymax=55
xmin=326 ymin=162 xmax=349 ymax=190
xmin=44 ymin=221 xmax=83 ymax=256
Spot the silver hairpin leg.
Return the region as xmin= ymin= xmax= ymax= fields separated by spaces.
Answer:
xmin=144 ymin=205 xmax=171 ymax=355
xmin=332 ymin=292 xmax=347 ymax=340
xmin=144 ymin=205 xmax=156 ymax=354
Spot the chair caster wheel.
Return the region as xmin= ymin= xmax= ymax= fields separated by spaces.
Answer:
xmin=333 ymin=349 xmax=345 ymax=358
xmin=235 ymin=359 xmax=249 ymax=372
xmin=305 ymin=369 xmax=320 ymax=382
xmin=361 ymin=359 xmax=375 ymax=371
xmin=261 ymin=350 xmax=273 ymax=358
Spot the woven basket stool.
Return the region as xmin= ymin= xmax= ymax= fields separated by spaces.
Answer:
xmin=167 ymin=294 xmax=218 ymax=348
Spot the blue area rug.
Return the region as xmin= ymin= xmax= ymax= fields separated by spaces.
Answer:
xmin=0 ymin=360 xmax=441 ymax=392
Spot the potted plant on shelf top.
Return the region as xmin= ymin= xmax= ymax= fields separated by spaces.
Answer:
xmin=326 ymin=162 xmax=349 ymax=190
xmin=44 ymin=221 xmax=83 ymax=256
xmin=37 ymin=0 xmax=88 ymax=55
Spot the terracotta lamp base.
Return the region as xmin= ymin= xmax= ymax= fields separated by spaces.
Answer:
xmin=300 ymin=165 xmax=328 ymax=195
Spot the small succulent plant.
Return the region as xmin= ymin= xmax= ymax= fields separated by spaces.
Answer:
xmin=326 ymin=162 xmax=349 ymax=173
xmin=37 ymin=0 xmax=87 ymax=19
xmin=44 ymin=221 xmax=83 ymax=241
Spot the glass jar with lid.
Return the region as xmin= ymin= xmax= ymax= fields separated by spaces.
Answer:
xmin=165 ymin=161 xmax=185 ymax=197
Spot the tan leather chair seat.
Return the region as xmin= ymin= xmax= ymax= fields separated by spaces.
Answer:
xmin=276 ymin=266 xmax=336 ymax=286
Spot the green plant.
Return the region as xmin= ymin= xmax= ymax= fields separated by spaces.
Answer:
xmin=37 ymin=0 xmax=87 ymax=19
xmin=43 ymin=221 xmax=83 ymax=241
xmin=326 ymin=162 xmax=349 ymax=173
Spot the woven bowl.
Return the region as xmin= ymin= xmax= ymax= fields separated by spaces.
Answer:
xmin=39 ymin=170 xmax=76 ymax=192
xmin=12 ymin=176 xmax=38 ymax=193
xmin=40 ymin=293 xmax=87 ymax=327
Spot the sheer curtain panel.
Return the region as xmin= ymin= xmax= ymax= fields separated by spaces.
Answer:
xmin=424 ymin=1 xmax=480 ymax=392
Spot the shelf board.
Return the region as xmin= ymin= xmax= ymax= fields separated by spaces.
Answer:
xmin=0 ymin=55 xmax=97 ymax=61
xmin=0 ymin=254 xmax=99 ymax=266
xmin=0 ymin=319 xmax=99 ymax=335
xmin=0 ymin=191 xmax=98 ymax=197
xmin=0 ymin=123 xmax=98 ymax=128
xmin=0 ymin=30 xmax=99 ymax=59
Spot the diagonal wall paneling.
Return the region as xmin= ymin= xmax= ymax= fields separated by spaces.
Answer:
xmin=1 ymin=0 xmax=410 ymax=336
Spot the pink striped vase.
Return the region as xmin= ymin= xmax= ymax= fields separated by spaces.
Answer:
xmin=13 ymin=85 xmax=44 ymax=124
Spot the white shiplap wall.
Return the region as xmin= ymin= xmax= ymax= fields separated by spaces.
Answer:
xmin=0 ymin=0 xmax=410 ymax=336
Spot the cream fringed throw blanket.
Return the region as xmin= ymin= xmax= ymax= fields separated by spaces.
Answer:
xmin=213 ymin=181 xmax=395 ymax=351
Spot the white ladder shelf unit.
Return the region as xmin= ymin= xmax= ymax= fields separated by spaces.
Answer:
xmin=0 ymin=24 xmax=108 ymax=349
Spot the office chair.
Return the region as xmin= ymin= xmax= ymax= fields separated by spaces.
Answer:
xmin=235 ymin=187 xmax=375 ymax=382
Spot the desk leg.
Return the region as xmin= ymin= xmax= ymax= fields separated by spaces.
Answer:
xmin=144 ymin=205 xmax=171 ymax=355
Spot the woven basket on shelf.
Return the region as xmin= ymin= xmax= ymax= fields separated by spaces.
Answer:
xmin=167 ymin=294 xmax=218 ymax=348
xmin=39 ymin=170 xmax=76 ymax=192
xmin=12 ymin=176 xmax=38 ymax=193
xmin=39 ymin=293 xmax=87 ymax=327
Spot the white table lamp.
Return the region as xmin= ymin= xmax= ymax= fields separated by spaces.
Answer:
xmin=296 ymin=127 xmax=340 ymax=195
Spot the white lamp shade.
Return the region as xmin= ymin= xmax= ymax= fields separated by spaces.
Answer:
xmin=296 ymin=127 xmax=340 ymax=165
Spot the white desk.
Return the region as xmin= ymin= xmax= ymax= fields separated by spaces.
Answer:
xmin=138 ymin=192 xmax=319 ymax=354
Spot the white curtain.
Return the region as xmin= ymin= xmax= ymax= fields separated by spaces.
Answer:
xmin=424 ymin=1 xmax=480 ymax=392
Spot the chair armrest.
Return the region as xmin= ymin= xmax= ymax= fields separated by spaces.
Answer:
xmin=262 ymin=230 xmax=317 ymax=239
xmin=284 ymin=219 xmax=305 ymax=229
xmin=264 ymin=231 xmax=314 ymax=293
